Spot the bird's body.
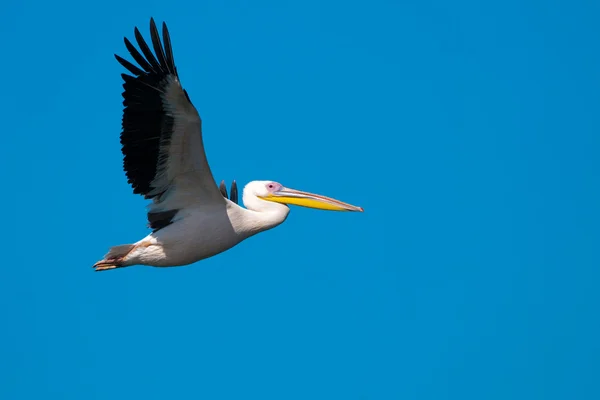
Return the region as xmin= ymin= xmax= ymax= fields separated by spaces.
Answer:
xmin=101 ymin=193 xmax=290 ymax=269
xmin=127 ymin=203 xmax=245 ymax=268
xmin=93 ymin=19 xmax=362 ymax=271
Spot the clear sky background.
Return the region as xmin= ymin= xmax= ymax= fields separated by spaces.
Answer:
xmin=0 ymin=0 xmax=598 ymax=399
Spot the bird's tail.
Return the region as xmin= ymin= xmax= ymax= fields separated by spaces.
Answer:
xmin=93 ymin=244 xmax=135 ymax=272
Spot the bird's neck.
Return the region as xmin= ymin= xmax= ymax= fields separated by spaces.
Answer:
xmin=231 ymin=203 xmax=290 ymax=238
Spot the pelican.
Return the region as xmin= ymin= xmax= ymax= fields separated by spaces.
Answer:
xmin=93 ymin=18 xmax=363 ymax=271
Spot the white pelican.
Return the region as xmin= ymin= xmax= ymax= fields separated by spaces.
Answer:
xmin=93 ymin=18 xmax=363 ymax=271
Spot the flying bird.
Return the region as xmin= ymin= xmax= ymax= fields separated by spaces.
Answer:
xmin=93 ymin=18 xmax=363 ymax=271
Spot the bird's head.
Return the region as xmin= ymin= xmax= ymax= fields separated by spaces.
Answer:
xmin=242 ymin=180 xmax=363 ymax=213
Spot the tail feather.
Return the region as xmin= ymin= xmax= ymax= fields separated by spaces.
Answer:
xmin=104 ymin=244 xmax=135 ymax=260
xmin=93 ymin=244 xmax=135 ymax=272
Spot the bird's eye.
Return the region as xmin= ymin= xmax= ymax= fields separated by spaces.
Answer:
xmin=266 ymin=182 xmax=280 ymax=192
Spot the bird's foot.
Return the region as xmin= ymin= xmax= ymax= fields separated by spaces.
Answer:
xmin=92 ymin=259 xmax=121 ymax=272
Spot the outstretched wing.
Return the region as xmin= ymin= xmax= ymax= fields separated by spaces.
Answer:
xmin=115 ymin=18 xmax=224 ymax=220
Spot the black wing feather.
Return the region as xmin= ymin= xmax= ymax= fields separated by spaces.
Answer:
xmin=124 ymin=37 xmax=154 ymax=73
xmin=218 ymin=180 xmax=239 ymax=204
xmin=150 ymin=18 xmax=171 ymax=75
xmin=162 ymin=22 xmax=177 ymax=76
xmin=115 ymin=19 xmax=188 ymax=202
xmin=147 ymin=210 xmax=179 ymax=232
xmin=134 ymin=27 xmax=163 ymax=73
xmin=115 ymin=54 xmax=145 ymax=76
xmin=219 ymin=180 xmax=228 ymax=199
xmin=230 ymin=180 xmax=238 ymax=204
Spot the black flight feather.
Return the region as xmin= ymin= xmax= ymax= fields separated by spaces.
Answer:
xmin=219 ymin=180 xmax=228 ymax=199
xmin=115 ymin=54 xmax=144 ymax=76
xmin=147 ymin=209 xmax=179 ymax=232
xmin=162 ymin=22 xmax=176 ymax=76
xmin=230 ymin=180 xmax=238 ymax=204
xmin=116 ymin=19 xmax=186 ymax=200
xmin=134 ymin=27 xmax=162 ymax=73
xmin=150 ymin=18 xmax=171 ymax=75
xmin=123 ymin=37 xmax=154 ymax=73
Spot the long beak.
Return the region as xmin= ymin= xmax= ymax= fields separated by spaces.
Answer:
xmin=262 ymin=187 xmax=364 ymax=212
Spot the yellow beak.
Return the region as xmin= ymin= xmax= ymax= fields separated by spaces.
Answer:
xmin=261 ymin=187 xmax=363 ymax=212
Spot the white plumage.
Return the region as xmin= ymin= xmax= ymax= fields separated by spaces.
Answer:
xmin=93 ymin=19 xmax=362 ymax=271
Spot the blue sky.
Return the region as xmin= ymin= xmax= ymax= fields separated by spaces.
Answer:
xmin=1 ymin=0 xmax=599 ymax=399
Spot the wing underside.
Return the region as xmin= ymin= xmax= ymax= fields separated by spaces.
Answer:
xmin=115 ymin=18 xmax=225 ymax=231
